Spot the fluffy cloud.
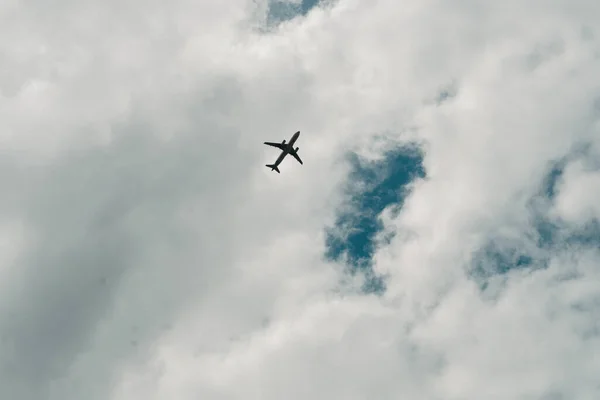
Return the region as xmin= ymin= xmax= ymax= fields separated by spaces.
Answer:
xmin=1 ymin=0 xmax=600 ymax=399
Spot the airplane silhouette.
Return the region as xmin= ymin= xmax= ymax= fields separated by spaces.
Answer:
xmin=263 ymin=131 xmax=303 ymax=173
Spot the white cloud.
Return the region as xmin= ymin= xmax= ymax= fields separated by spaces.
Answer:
xmin=553 ymin=155 xmax=600 ymax=225
xmin=1 ymin=0 xmax=600 ymax=399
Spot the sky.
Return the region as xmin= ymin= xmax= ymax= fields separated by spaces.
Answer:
xmin=1 ymin=0 xmax=600 ymax=399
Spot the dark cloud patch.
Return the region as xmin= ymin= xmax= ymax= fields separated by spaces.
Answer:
xmin=435 ymin=81 xmax=458 ymax=105
xmin=540 ymin=141 xmax=597 ymax=202
xmin=541 ymin=161 xmax=566 ymax=201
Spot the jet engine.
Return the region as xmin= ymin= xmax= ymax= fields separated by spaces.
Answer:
xmin=295 ymin=147 xmax=299 ymax=152
xmin=282 ymin=139 xmax=286 ymax=145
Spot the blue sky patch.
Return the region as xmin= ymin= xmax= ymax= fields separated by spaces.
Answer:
xmin=325 ymin=145 xmax=425 ymax=294
xmin=267 ymin=0 xmax=323 ymax=25
xmin=473 ymin=156 xmax=600 ymax=292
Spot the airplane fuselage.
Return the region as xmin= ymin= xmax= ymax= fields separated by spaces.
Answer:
xmin=264 ymin=131 xmax=302 ymax=173
xmin=273 ymin=149 xmax=288 ymax=166
xmin=272 ymin=131 xmax=300 ymax=167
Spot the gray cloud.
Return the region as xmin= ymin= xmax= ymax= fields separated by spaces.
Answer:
xmin=0 ymin=100 xmax=257 ymax=399
xmin=2 ymin=0 xmax=600 ymax=399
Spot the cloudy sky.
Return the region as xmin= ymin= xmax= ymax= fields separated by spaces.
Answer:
xmin=1 ymin=0 xmax=600 ymax=398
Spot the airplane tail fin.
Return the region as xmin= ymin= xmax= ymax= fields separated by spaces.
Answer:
xmin=266 ymin=164 xmax=280 ymax=173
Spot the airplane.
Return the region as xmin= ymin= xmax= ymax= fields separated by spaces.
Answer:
xmin=263 ymin=130 xmax=303 ymax=173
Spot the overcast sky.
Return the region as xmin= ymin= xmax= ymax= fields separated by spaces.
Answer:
xmin=1 ymin=0 xmax=600 ymax=399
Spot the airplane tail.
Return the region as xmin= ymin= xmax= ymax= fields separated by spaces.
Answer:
xmin=266 ymin=164 xmax=280 ymax=173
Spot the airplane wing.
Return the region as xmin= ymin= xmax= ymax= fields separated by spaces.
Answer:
xmin=291 ymin=151 xmax=303 ymax=165
xmin=264 ymin=142 xmax=286 ymax=150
